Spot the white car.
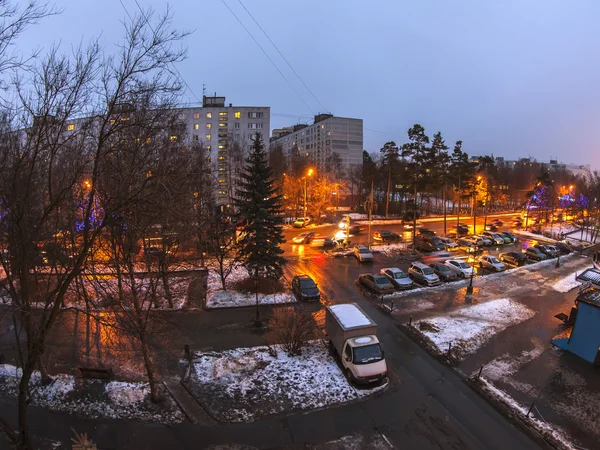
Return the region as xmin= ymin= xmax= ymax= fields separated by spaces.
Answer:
xmin=353 ymin=245 xmax=373 ymax=263
xmin=477 ymin=255 xmax=506 ymax=272
xmin=465 ymin=236 xmax=485 ymax=247
xmin=444 ymin=259 xmax=475 ymax=279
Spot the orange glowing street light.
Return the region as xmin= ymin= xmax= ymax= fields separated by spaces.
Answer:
xmin=304 ymin=168 xmax=315 ymax=218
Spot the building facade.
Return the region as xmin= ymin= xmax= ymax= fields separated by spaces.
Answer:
xmin=175 ymin=95 xmax=270 ymax=205
xmin=269 ymin=114 xmax=363 ymax=175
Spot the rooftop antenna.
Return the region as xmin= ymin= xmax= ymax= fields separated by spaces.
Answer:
xmin=202 ymin=84 xmax=206 ymax=97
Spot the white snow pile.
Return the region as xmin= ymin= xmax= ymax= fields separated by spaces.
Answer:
xmin=205 ymin=264 xmax=294 ymax=309
xmin=375 ymin=242 xmax=411 ymax=256
xmin=477 ymin=377 xmax=576 ymax=450
xmin=416 ymin=298 xmax=536 ymax=360
xmin=0 ymin=364 xmax=184 ymax=423
xmin=355 ymin=219 xmax=406 ymax=225
xmin=516 ymin=230 xmax=558 ymax=243
xmin=329 ymin=304 xmax=371 ymax=328
xmin=552 ymin=270 xmax=583 ymax=293
xmin=187 ymin=341 xmax=385 ymax=422
xmin=482 ymin=342 xmax=546 ymax=381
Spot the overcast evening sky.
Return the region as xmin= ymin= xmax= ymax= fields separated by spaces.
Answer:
xmin=15 ymin=0 xmax=600 ymax=169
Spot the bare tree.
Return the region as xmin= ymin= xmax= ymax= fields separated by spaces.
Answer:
xmin=0 ymin=7 xmax=188 ymax=447
xmin=266 ymin=305 xmax=316 ymax=355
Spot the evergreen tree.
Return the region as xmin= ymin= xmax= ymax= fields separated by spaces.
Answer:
xmin=380 ymin=141 xmax=399 ymax=218
xmin=235 ymin=134 xmax=286 ymax=281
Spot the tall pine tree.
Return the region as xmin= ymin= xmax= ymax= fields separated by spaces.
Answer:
xmin=235 ymin=133 xmax=286 ymax=281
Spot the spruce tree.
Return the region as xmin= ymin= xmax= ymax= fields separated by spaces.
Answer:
xmin=235 ymin=133 xmax=286 ymax=282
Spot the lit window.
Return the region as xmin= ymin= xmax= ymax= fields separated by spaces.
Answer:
xmin=67 ymin=124 xmax=75 ymax=131
xmin=194 ymin=113 xmax=200 ymax=119
xmin=206 ymin=123 xmax=212 ymax=129
xmin=110 ymin=119 xmax=115 ymax=125
xmin=206 ymin=145 xmax=211 ymax=151
xmin=218 ymin=123 xmax=227 ymax=127
xmin=206 ymin=112 xmax=212 ymax=118
xmin=218 ymin=144 xmax=227 ymax=149
xmin=234 ymin=111 xmax=241 ymax=119
xmin=194 ymin=123 xmax=199 ymax=130
xmin=206 ymin=134 xmax=211 ymax=140
xmin=170 ymin=135 xmax=179 ymax=141
xmin=146 ymin=138 xmax=151 ymax=144
xmin=219 ymin=112 xmax=228 ymax=116
xmin=321 ymin=125 xmax=324 ymax=129
xmin=218 ymin=156 xmax=226 ymax=161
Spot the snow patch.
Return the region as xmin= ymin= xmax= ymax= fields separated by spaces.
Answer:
xmin=482 ymin=342 xmax=546 ymax=381
xmin=552 ymin=270 xmax=583 ymax=293
xmin=416 ymin=298 xmax=536 ymax=360
xmin=329 ymin=304 xmax=372 ymax=328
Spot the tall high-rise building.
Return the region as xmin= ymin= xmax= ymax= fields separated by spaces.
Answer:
xmin=175 ymin=95 xmax=270 ymax=205
xmin=269 ymin=114 xmax=363 ymax=174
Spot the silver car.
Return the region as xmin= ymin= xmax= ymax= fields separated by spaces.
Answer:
xmin=477 ymin=255 xmax=506 ymax=272
xmin=354 ymin=245 xmax=373 ymax=263
xmin=380 ymin=267 xmax=414 ymax=289
xmin=408 ymin=262 xmax=441 ymax=286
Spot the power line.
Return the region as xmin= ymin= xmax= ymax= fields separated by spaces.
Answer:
xmin=123 ymin=0 xmax=202 ymax=104
xmin=236 ymin=0 xmax=328 ymax=114
xmin=220 ymin=0 xmax=315 ymax=115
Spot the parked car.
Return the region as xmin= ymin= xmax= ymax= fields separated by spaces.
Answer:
xmin=439 ymin=237 xmax=459 ymax=251
xmin=499 ymin=251 xmax=528 ymax=267
xmin=291 ymin=274 xmax=321 ymax=302
xmin=354 ymin=245 xmax=373 ymax=263
xmin=358 ymin=273 xmax=395 ymax=295
xmin=555 ymin=241 xmax=573 ymax=255
xmin=457 ymin=239 xmax=477 ymax=253
xmin=477 ymin=255 xmax=506 ymax=272
xmin=534 ymin=244 xmax=559 ymax=258
xmin=485 ymin=223 xmax=498 ymax=231
xmin=429 ymin=262 xmax=459 ymax=281
xmin=474 ymin=234 xmax=494 ymax=246
xmin=292 ymin=232 xmax=317 ymax=244
xmin=512 ymin=218 xmax=523 ymax=227
xmin=482 ymin=231 xmax=504 ymax=245
xmin=444 ymin=259 xmax=475 ymax=278
xmin=525 ymin=247 xmax=548 ymax=261
xmin=465 ymin=236 xmax=485 ymax=247
xmin=310 ymin=236 xmax=336 ymax=248
xmin=492 ymin=218 xmax=504 ymax=226
xmin=293 ymin=217 xmax=311 ymax=228
xmin=380 ymin=267 xmax=413 ymax=290
xmin=373 ymin=230 xmax=401 ymax=242
xmin=408 ymin=262 xmax=441 ymax=286
xmin=497 ymin=233 xmax=512 ymax=244
xmin=416 ymin=238 xmax=437 ymax=252
xmin=426 ymin=236 xmax=447 ymax=251
xmin=417 ymin=227 xmax=436 ymax=237
xmin=500 ymin=231 xmax=518 ymax=243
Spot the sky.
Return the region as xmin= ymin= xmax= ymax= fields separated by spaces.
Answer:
xmin=14 ymin=0 xmax=600 ymax=169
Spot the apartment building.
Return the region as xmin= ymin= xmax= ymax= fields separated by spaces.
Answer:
xmin=175 ymin=95 xmax=270 ymax=205
xmin=269 ymin=114 xmax=363 ymax=175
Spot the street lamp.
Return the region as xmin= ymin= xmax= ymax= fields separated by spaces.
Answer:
xmin=303 ymin=168 xmax=314 ymax=219
xmin=473 ymin=176 xmax=481 ymax=234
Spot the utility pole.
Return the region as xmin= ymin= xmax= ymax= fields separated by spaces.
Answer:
xmin=456 ymin=173 xmax=461 ymax=236
xmin=368 ymin=179 xmax=374 ymax=248
xmin=412 ymin=147 xmax=419 ymax=254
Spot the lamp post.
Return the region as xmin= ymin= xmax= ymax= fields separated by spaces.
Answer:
xmin=303 ymin=168 xmax=314 ymax=219
xmin=473 ymin=176 xmax=481 ymax=234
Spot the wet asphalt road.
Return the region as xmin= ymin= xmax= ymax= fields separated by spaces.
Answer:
xmin=284 ymin=249 xmax=539 ymax=449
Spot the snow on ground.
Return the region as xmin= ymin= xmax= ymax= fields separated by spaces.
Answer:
xmin=205 ymin=265 xmax=294 ymax=309
xmin=374 ymin=242 xmax=411 ymax=256
xmin=476 ymin=377 xmax=576 ymax=450
xmin=185 ymin=341 xmax=385 ymax=422
xmin=0 ymin=364 xmax=183 ymax=423
xmin=355 ymin=219 xmax=406 ymax=225
xmin=416 ymin=298 xmax=536 ymax=360
xmin=481 ymin=340 xmax=546 ymax=381
xmin=565 ymin=229 xmax=599 ymax=245
xmin=516 ymin=230 xmax=558 ymax=243
xmin=552 ymin=270 xmax=584 ymax=293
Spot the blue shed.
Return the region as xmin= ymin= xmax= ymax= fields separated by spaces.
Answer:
xmin=552 ymin=269 xmax=600 ymax=365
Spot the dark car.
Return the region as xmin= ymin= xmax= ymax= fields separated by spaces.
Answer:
xmin=348 ymin=225 xmax=364 ymax=235
xmin=417 ymin=227 xmax=436 ymax=237
xmin=416 ymin=238 xmax=436 ymax=252
xmin=310 ymin=236 xmax=336 ymax=248
xmin=292 ymin=232 xmax=317 ymax=244
xmin=373 ymin=230 xmax=401 ymax=242
xmin=499 ymin=251 xmax=528 ymax=267
xmin=427 ymin=237 xmax=447 ymax=251
xmin=358 ymin=273 xmax=395 ymax=295
xmin=449 ymin=224 xmax=469 ymax=237
xmin=555 ymin=241 xmax=573 ymax=255
xmin=485 ymin=223 xmax=498 ymax=231
xmin=500 ymin=231 xmax=518 ymax=243
xmin=534 ymin=244 xmax=559 ymax=258
xmin=525 ymin=247 xmax=547 ymax=261
xmin=429 ymin=262 xmax=458 ymax=281
xmin=492 ymin=218 xmax=504 ymax=226
xmin=291 ymin=274 xmax=320 ymax=302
